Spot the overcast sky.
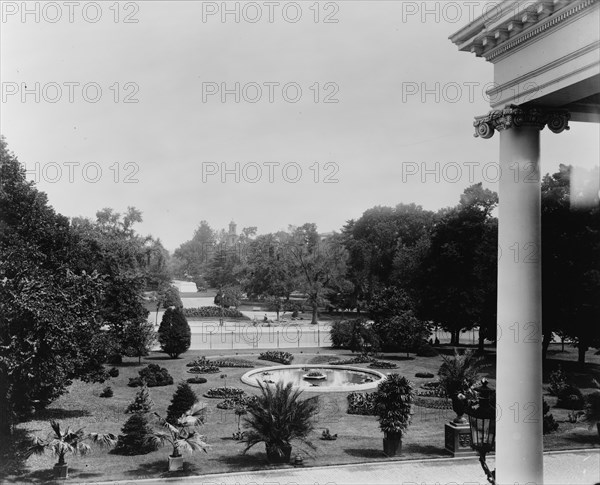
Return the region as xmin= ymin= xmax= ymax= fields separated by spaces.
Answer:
xmin=2 ymin=1 xmax=598 ymax=251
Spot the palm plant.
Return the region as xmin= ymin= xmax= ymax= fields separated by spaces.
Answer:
xmin=148 ymin=402 xmax=210 ymax=457
xmin=25 ymin=420 xmax=116 ymax=478
xmin=242 ymin=381 xmax=319 ymax=463
xmin=438 ymin=349 xmax=484 ymax=423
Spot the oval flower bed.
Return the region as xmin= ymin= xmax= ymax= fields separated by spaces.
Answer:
xmin=203 ymin=387 xmax=246 ymax=399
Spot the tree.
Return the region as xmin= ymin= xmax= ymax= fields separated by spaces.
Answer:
xmin=418 ymin=184 xmax=498 ymax=345
xmin=166 ymin=382 xmax=198 ymax=425
xmin=173 ymin=221 xmax=216 ymax=280
xmin=157 ymin=285 xmax=183 ymax=309
xmin=285 ymin=225 xmax=350 ymax=325
xmin=205 ymin=244 xmax=241 ymax=289
xmin=114 ymin=413 xmax=155 ymax=455
xmin=541 ymin=165 xmax=600 ymax=365
xmin=367 ymin=286 xmax=415 ymax=321
xmin=71 ymin=207 xmax=153 ymax=356
xmin=240 ymin=233 xmax=295 ymax=300
xmin=214 ymin=285 xmax=242 ymax=309
xmin=342 ymin=203 xmax=435 ymax=307
xmin=373 ymin=314 xmax=431 ymax=356
xmin=0 ymin=136 xmax=108 ymax=434
xmin=122 ymin=319 xmax=156 ymax=364
xmin=158 ymin=307 xmax=191 ymax=358
xmin=126 ymin=385 xmax=154 ymax=414
xmin=265 ymin=295 xmax=284 ymax=320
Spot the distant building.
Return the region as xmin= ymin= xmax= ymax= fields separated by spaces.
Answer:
xmin=226 ymin=220 xmax=238 ymax=247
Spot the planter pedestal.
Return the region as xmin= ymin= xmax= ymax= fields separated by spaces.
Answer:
xmin=383 ymin=433 xmax=402 ymax=457
xmin=168 ymin=455 xmax=184 ymax=471
xmin=444 ymin=421 xmax=473 ymax=457
xmin=53 ymin=463 xmax=68 ymax=479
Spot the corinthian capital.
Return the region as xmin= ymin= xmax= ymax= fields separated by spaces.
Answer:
xmin=473 ymin=104 xmax=570 ymax=139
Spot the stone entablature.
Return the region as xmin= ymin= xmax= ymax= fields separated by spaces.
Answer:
xmin=450 ymin=0 xmax=598 ymax=62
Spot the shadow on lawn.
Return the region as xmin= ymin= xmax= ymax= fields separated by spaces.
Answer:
xmin=543 ymin=359 xmax=600 ymax=389
xmin=344 ymin=447 xmax=385 ymax=459
xmin=560 ymin=429 xmax=600 ymax=446
xmin=124 ymin=458 xmax=202 ymax=479
xmin=0 ymin=428 xmax=32 ymax=482
xmin=33 ymin=408 xmax=91 ymax=421
xmin=403 ymin=443 xmax=447 ymax=456
xmin=216 ymin=452 xmax=269 ymax=468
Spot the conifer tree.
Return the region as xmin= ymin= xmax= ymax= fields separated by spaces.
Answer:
xmin=166 ymin=382 xmax=198 ymax=424
xmin=125 ymin=385 xmax=154 ymax=414
xmin=158 ymin=307 xmax=191 ymax=358
xmin=115 ymin=413 xmax=155 ymax=455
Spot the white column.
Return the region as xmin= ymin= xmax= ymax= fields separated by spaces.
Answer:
xmin=496 ymin=125 xmax=543 ymax=485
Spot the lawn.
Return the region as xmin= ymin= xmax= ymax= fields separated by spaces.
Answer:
xmin=2 ymin=344 xmax=598 ymax=484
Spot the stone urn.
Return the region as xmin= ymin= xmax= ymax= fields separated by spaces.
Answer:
xmin=451 ymin=394 xmax=468 ymax=424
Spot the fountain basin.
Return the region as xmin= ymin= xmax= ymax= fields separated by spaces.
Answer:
xmin=241 ymin=364 xmax=387 ymax=392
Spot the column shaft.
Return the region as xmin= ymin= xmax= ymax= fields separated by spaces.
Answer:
xmin=496 ymin=126 xmax=544 ymax=484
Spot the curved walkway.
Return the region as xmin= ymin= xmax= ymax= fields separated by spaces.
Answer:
xmin=90 ymin=449 xmax=599 ymax=485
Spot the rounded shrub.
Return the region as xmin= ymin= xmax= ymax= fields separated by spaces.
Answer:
xmin=187 ymin=376 xmax=208 ymax=384
xmin=100 ymin=386 xmax=113 ymax=398
xmin=128 ymin=364 xmax=173 ymax=388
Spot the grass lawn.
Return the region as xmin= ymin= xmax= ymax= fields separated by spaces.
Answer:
xmin=2 ymin=345 xmax=599 ymax=484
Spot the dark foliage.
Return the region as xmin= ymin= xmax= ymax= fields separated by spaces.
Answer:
xmin=166 ymin=382 xmax=198 ymax=424
xmin=114 ymin=413 xmax=156 ymax=455
xmin=543 ymin=399 xmax=559 ymax=434
xmin=187 ymin=377 xmax=208 ymax=385
xmin=259 ymin=351 xmax=293 ymax=365
xmin=100 ymin=386 xmax=113 ymax=398
xmin=125 ymin=385 xmax=154 ymax=414
xmin=128 ymin=364 xmax=173 ymax=388
xmin=158 ymin=307 xmax=191 ymax=358
xmin=556 ymin=385 xmax=585 ymax=410
xmin=242 ymin=381 xmax=319 ymax=462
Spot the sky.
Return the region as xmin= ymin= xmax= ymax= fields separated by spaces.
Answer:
xmin=2 ymin=0 xmax=599 ymax=252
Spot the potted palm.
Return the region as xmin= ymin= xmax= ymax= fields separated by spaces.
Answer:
xmin=372 ymin=374 xmax=414 ymax=457
xmin=438 ymin=349 xmax=484 ymax=423
xmin=147 ymin=402 xmax=210 ymax=471
xmin=242 ymin=381 xmax=318 ymax=463
xmin=25 ymin=420 xmax=116 ymax=479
